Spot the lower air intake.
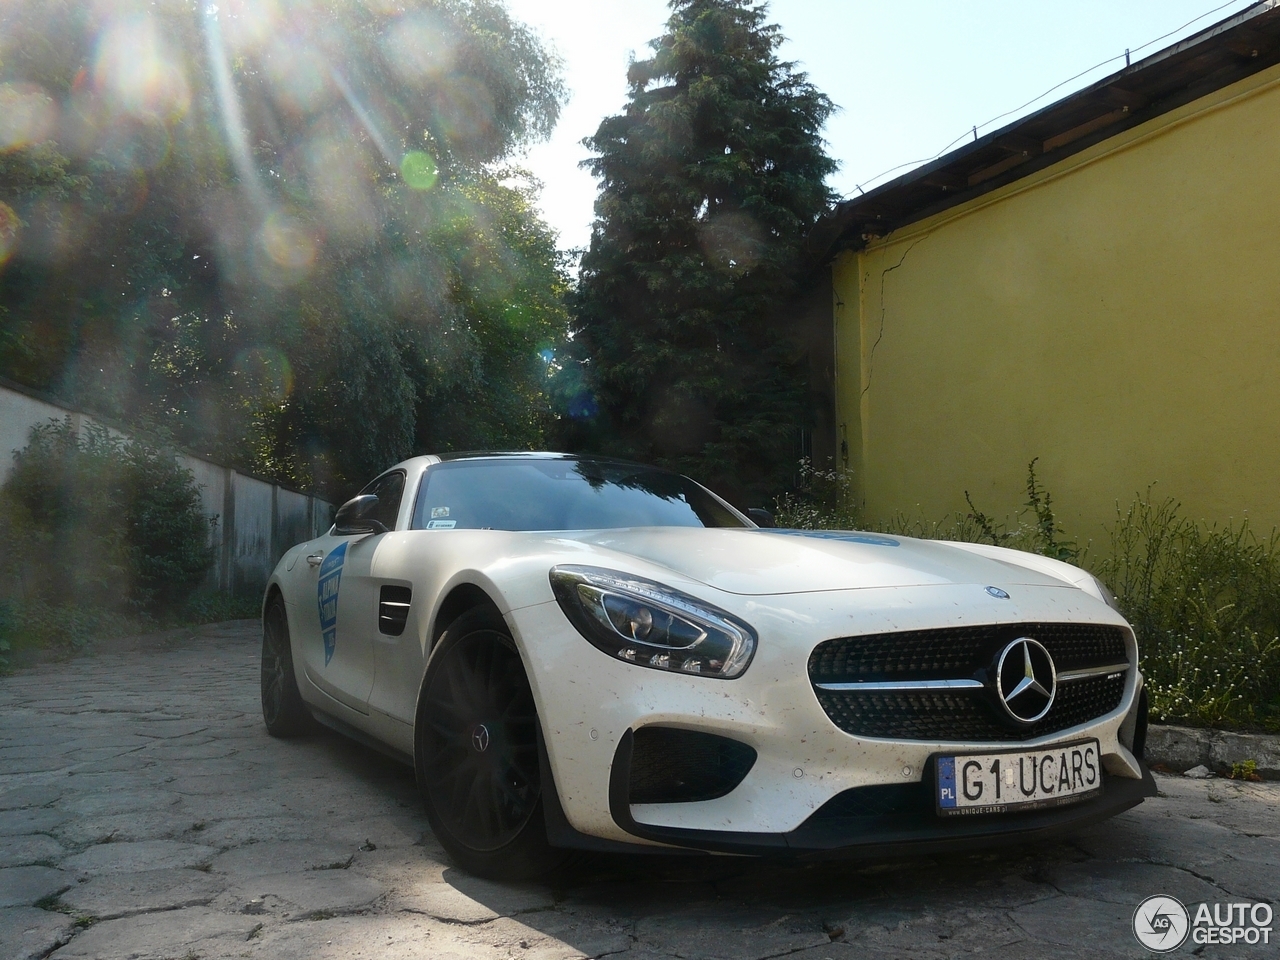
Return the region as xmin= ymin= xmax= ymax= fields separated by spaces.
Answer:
xmin=628 ymin=727 xmax=757 ymax=804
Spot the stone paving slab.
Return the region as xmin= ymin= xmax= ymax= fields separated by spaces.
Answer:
xmin=0 ymin=906 xmax=74 ymax=960
xmin=392 ymin=873 xmax=556 ymax=923
xmin=0 ymin=621 xmax=1277 ymax=960
xmin=57 ymin=788 xmax=182 ymax=818
xmin=0 ymin=784 xmax=63 ymax=810
xmin=209 ymin=839 xmax=361 ymax=876
xmin=0 ymin=808 xmax=67 ymax=839
xmin=0 ymin=865 xmax=72 ymax=908
xmin=48 ymin=905 xmax=261 ymax=959
xmin=213 ymin=868 xmax=388 ymax=919
xmin=53 ymin=809 xmax=200 ymax=847
xmin=59 ymin=839 xmax=219 ymax=875
xmin=0 ymin=833 xmax=65 ymax=868
xmin=59 ymin=867 xmax=227 ymax=919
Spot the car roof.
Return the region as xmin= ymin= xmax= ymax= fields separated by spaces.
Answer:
xmin=394 ymin=451 xmax=669 ymax=473
xmin=438 ymin=450 xmax=658 ymax=467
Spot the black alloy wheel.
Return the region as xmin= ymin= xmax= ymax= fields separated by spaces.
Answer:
xmin=261 ymin=597 xmax=314 ymax=737
xmin=415 ymin=606 xmax=565 ymax=879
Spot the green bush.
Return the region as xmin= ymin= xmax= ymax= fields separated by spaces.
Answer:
xmin=775 ymin=460 xmax=1280 ymax=731
xmin=1094 ymin=497 xmax=1280 ymax=730
xmin=0 ymin=419 xmax=215 ymax=615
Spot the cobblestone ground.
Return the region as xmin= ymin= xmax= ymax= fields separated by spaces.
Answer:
xmin=0 ymin=622 xmax=1277 ymax=960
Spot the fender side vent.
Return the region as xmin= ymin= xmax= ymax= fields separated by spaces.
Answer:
xmin=628 ymin=727 xmax=756 ymax=804
xmin=378 ymin=586 xmax=412 ymax=636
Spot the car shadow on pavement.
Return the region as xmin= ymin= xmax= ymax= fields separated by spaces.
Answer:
xmin=443 ymin=840 xmax=1110 ymax=959
xmin=288 ymin=723 xmax=1279 ymax=959
xmin=298 ymin=719 xmax=1099 ymax=953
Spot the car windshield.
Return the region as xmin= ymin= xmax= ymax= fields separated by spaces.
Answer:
xmin=410 ymin=459 xmax=747 ymax=531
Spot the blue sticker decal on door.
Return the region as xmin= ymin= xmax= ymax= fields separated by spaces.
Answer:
xmin=317 ymin=542 xmax=347 ymax=666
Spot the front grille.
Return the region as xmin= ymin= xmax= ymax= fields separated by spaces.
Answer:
xmin=809 ymin=622 xmax=1127 ymax=682
xmin=809 ymin=623 xmax=1129 ymax=742
xmin=815 ymin=673 xmax=1126 ymax=741
xmin=628 ymin=727 xmax=757 ymax=803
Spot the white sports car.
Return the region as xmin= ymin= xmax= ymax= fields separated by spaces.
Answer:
xmin=261 ymin=452 xmax=1155 ymax=879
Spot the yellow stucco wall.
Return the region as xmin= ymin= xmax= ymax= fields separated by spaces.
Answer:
xmin=834 ymin=61 xmax=1280 ymax=546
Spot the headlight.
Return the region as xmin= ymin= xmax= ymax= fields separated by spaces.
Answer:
xmin=1090 ymin=575 xmax=1123 ymax=613
xmin=549 ymin=565 xmax=757 ymax=678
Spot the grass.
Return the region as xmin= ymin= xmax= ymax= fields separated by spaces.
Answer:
xmin=776 ymin=459 xmax=1280 ymax=732
xmin=0 ymin=589 xmax=261 ymax=672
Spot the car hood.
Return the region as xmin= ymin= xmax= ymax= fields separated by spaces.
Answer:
xmin=558 ymin=527 xmax=1080 ymax=596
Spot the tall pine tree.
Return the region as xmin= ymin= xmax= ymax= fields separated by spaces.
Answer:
xmin=570 ymin=0 xmax=836 ymax=504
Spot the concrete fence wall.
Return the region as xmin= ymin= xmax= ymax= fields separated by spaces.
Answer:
xmin=0 ymin=381 xmax=333 ymax=597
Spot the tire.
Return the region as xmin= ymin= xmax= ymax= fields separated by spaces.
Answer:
xmin=261 ymin=596 xmax=315 ymax=737
xmin=414 ymin=606 xmax=567 ymax=880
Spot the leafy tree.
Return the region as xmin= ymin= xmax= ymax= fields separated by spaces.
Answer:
xmin=0 ymin=0 xmax=569 ymax=497
xmin=569 ymin=0 xmax=836 ymax=504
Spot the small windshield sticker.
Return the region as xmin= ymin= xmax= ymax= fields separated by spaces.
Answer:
xmin=317 ymin=542 xmax=347 ymax=666
xmin=426 ymin=519 xmax=457 ymax=529
xmin=767 ymin=530 xmax=901 ymax=547
xmin=431 ymin=506 xmax=450 ymax=518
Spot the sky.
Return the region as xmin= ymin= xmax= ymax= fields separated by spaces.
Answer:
xmin=502 ymin=0 xmax=1262 ymax=252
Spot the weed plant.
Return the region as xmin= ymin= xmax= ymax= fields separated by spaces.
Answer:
xmin=775 ymin=460 xmax=1280 ymax=731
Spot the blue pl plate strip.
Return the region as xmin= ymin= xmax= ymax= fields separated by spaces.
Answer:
xmin=317 ymin=542 xmax=347 ymax=667
xmin=937 ymin=756 xmax=958 ymax=809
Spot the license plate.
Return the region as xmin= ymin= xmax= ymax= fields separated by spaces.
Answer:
xmin=935 ymin=739 xmax=1102 ymax=816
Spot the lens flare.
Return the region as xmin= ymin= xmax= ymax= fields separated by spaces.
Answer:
xmin=93 ymin=15 xmax=191 ymax=121
xmin=100 ymin=173 xmax=150 ymax=217
xmin=384 ymin=12 xmax=457 ymax=84
xmin=435 ymin=75 xmax=496 ymax=147
xmin=202 ymin=3 xmax=266 ymax=207
xmin=99 ymin=116 xmax=172 ymax=172
xmin=265 ymin=36 xmax=330 ymax=114
xmin=220 ymin=0 xmax=281 ymax=53
xmin=697 ymin=210 xmax=765 ymax=272
xmin=0 ymin=202 xmax=19 ymax=268
xmin=0 ymin=84 xmax=58 ymax=152
xmin=400 ymin=151 xmax=438 ymax=191
xmin=259 ymin=212 xmax=319 ymax=279
xmin=306 ymin=135 xmax=379 ymax=244
xmin=20 ymin=201 xmax=86 ymax=265
xmin=234 ymin=346 xmax=294 ymax=402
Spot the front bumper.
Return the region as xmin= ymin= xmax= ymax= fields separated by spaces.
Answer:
xmin=508 ymin=582 xmax=1148 ymax=851
xmin=597 ymin=728 xmax=1156 ymax=858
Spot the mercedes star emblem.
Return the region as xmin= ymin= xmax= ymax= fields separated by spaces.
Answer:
xmin=470 ymin=723 xmax=491 ymax=753
xmin=995 ymin=637 xmax=1056 ymax=723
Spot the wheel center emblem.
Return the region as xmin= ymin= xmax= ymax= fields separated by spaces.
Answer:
xmin=995 ymin=637 xmax=1057 ymax=724
xmin=470 ymin=723 xmax=491 ymax=753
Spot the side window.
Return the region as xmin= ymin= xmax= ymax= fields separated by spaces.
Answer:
xmin=358 ymin=471 xmax=406 ymax=532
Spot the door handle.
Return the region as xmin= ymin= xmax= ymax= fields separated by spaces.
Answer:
xmin=306 ymin=553 xmax=324 ymax=567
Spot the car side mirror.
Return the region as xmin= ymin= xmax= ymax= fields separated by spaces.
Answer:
xmin=747 ymin=507 xmax=775 ymax=528
xmin=333 ymin=494 xmax=389 ymax=536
